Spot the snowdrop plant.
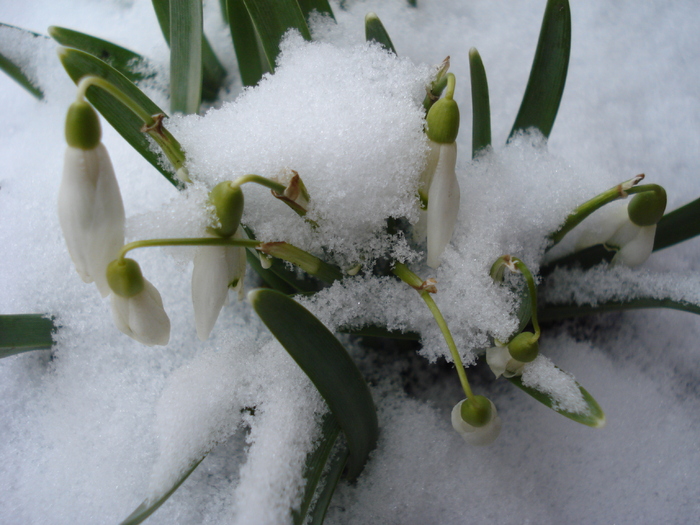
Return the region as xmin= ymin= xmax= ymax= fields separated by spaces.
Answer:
xmin=2 ymin=0 xmax=700 ymax=523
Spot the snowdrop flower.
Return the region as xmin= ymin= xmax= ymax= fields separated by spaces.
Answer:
xmin=192 ymin=229 xmax=247 ymax=341
xmin=451 ymin=396 xmax=501 ymax=446
xmin=58 ymin=100 xmax=125 ymax=296
xmin=486 ymin=331 xmax=539 ymax=379
xmin=417 ymin=73 xmax=460 ymax=268
xmin=575 ymin=187 xmax=666 ymax=268
xmin=107 ymin=258 xmax=170 ymax=346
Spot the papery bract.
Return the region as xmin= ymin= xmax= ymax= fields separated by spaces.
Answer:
xmin=58 ymin=143 xmax=125 ymax=296
xmin=111 ymin=278 xmax=170 ymax=346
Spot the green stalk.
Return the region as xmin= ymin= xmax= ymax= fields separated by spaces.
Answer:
xmin=392 ymin=263 xmax=474 ymax=399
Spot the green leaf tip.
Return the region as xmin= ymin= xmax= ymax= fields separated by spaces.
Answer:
xmin=249 ymin=288 xmax=378 ymax=480
xmin=509 ymin=0 xmax=571 ymax=141
xmin=508 ymin=374 xmax=606 ymax=428
xmin=0 ymin=314 xmax=55 ymax=358
xmin=365 ymin=12 xmax=397 ymax=54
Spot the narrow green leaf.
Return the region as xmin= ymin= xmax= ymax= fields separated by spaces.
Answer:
xmin=170 ymin=0 xmax=203 ymax=114
xmin=297 ymin=0 xmax=335 ymax=21
xmin=57 ymin=47 xmax=180 ymax=187
xmin=242 ymin=0 xmax=311 ymax=72
xmin=308 ymin=446 xmax=349 ymax=525
xmin=250 ymin=289 xmax=378 ymax=480
xmin=338 ymin=324 xmax=420 ymax=340
xmin=0 ymin=23 xmax=46 ymax=99
xmin=654 ymin=197 xmax=700 ymax=251
xmin=226 ymin=0 xmax=267 ymax=86
xmin=48 ymin=26 xmax=156 ymax=84
xmin=509 ymin=0 xmax=570 ymax=140
xmin=540 ymin=296 xmax=700 ymax=322
xmin=293 ymin=414 xmax=341 ymax=525
xmin=469 ymin=48 xmax=491 ymax=157
xmin=119 ymin=457 xmax=204 ymax=525
xmin=151 ymin=0 xmax=226 ymax=102
xmin=0 ymin=314 xmax=54 ymax=358
xmin=507 ymin=374 xmax=605 ymax=428
xmin=365 ymin=13 xmax=396 ymax=54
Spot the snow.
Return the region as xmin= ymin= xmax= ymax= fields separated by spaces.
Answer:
xmin=0 ymin=0 xmax=699 ymax=524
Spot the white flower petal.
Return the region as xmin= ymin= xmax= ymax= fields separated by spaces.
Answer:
xmin=191 ymin=232 xmax=247 ymax=341
xmin=58 ymin=144 xmax=125 ymax=296
xmin=486 ymin=345 xmax=511 ymax=379
xmin=451 ymin=399 xmax=502 ymax=446
xmin=575 ymin=201 xmax=628 ymax=251
xmin=612 ymin=224 xmax=656 ymax=267
xmin=426 ymin=142 xmax=460 ymax=268
xmin=110 ymin=279 xmax=170 ymax=346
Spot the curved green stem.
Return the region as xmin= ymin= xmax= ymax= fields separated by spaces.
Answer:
xmin=118 ymin=236 xmax=261 ymax=260
xmin=444 ymin=72 xmax=456 ymax=100
xmin=232 ymin=174 xmax=286 ymax=194
xmin=392 ymin=263 xmax=474 ymax=399
xmin=76 ymin=75 xmax=187 ymax=173
xmin=510 ymin=257 xmax=540 ymax=338
xmin=548 ymin=174 xmax=644 ymax=247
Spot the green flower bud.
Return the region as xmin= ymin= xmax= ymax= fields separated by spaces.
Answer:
xmin=460 ymin=395 xmax=493 ymax=428
xmin=507 ymin=331 xmax=539 ymax=363
xmin=426 ymin=73 xmax=459 ymax=144
xmin=627 ymin=186 xmax=667 ymax=226
xmin=65 ymin=100 xmax=101 ymax=150
xmin=208 ymin=181 xmax=244 ymax=238
xmin=107 ymin=258 xmax=145 ymax=298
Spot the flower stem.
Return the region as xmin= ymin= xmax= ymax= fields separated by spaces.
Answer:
xmin=510 ymin=257 xmax=540 ymax=338
xmin=76 ymin=75 xmax=188 ymax=175
xmin=118 ymin=237 xmax=261 ymax=260
xmin=549 ymin=174 xmax=645 ymax=247
xmin=392 ymin=262 xmax=474 ymax=399
xmin=231 ymin=174 xmax=286 ymax=195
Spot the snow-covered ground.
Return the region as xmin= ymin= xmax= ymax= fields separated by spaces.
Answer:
xmin=0 ymin=1 xmax=699 ymax=523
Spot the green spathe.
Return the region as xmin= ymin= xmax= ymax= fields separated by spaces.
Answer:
xmin=65 ymin=100 xmax=101 ymax=149
xmin=209 ymin=181 xmax=244 ymax=238
xmin=460 ymin=395 xmax=493 ymax=428
xmin=628 ymin=186 xmax=667 ymax=226
xmin=107 ymin=258 xmax=145 ymax=298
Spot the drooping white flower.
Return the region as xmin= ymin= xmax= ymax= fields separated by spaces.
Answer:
xmin=58 ymin=143 xmax=125 ymax=296
xmin=451 ymin=398 xmax=502 ymax=446
xmin=486 ymin=344 xmax=527 ymax=379
xmin=110 ymin=277 xmax=170 ymax=346
xmin=191 ymin=229 xmax=247 ymax=341
xmin=426 ymin=141 xmax=460 ymax=268
xmin=58 ymin=101 xmax=125 ymax=296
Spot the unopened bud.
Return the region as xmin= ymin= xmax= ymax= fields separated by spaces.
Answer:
xmin=426 ymin=73 xmax=459 ymax=144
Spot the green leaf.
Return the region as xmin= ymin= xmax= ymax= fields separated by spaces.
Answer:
xmin=57 ymin=47 xmax=180 ymax=188
xmin=540 ymin=296 xmax=700 ymax=322
xmin=469 ymin=47 xmax=491 ymax=157
xmin=338 ymin=324 xmax=420 ymax=340
xmin=242 ymin=0 xmax=312 ymax=73
xmin=151 ymin=0 xmax=227 ymax=102
xmin=308 ymin=446 xmax=349 ymax=525
xmin=226 ymin=0 xmax=267 ymax=86
xmin=293 ymin=414 xmax=341 ymax=525
xmin=297 ymin=0 xmax=335 ymax=21
xmin=365 ymin=13 xmax=396 ymax=54
xmin=249 ymin=289 xmax=378 ymax=480
xmin=48 ymin=26 xmax=156 ymax=84
xmin=119 ymin=457 xmax=204 ymax=525
xmin=0 ymin=314 xmax=54 ymax=358
xmin=170 ymin=0 xmax=203 ymax=114
xmin=509 ymin=0 xmax=570 ymax=140
xmin=507 ymin=374 xmax=605 ymax=428
xmin=0 ymin=23 xmax=46 ymax=99
xmin=654 ymin=197 xmax=700 ymax=251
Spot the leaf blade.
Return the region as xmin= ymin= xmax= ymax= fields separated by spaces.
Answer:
xmin=0 ymin=314 xmax=54 ymax=358
xmin=654 ymin=197 xmax=700 ymax=251
xmin=249 ymin=288 xmax=378 ymax=480
xmin=226 ymin=0 xmax=266 ymax=86
xmin=469 ymin=47 xmax=491 ymax=157
xmin=242 ymin=0 xmax=311 ymax=72
xmin=507 ymin=374 xmax=605 ymax=428
xmin=170 ymin=0 xmax=203 ymax=114
xmin=509 ymin=0 xmax=571 ymax=140
xmin=365 ymin=13 xmax=396 ymax=54
xmin=0 ymin=23 xmax=46 ymax=99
